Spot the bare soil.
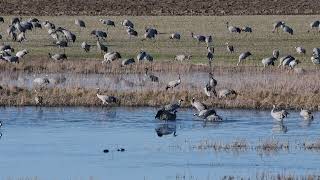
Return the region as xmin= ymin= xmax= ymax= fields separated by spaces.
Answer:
xmin=1 ymin=0 xmax=319 ymax=16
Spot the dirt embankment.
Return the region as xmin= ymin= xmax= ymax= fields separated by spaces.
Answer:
xmin=0 ymin=0 xmax=319 ymax=16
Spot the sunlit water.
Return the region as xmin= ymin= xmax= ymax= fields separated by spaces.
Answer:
xmin=0 ymin=107 xmax=319 ymax=179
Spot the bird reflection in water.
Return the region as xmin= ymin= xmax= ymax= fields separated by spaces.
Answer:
xmin=155 ymin=123 xmax=177 ymax=137
xmin=272 ymin=122 xmax=288 ymax=133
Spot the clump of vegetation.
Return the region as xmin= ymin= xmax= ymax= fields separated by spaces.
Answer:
xmin=256 ymin=139 xmax=289 ymax=154
xmin=303 ymin=139 xmax=320 ymax=150
xmin=194 ymin=139 xmax=248 ymax=152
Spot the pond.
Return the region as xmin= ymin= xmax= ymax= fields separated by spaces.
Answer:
xmin=0 ymin=107 xmax=319 ymax=179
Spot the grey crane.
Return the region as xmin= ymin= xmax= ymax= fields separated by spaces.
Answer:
xmin=43 ymin=20 xmax=55 ymax=29
xmin=311 ymin=56 xmax=320 ymax=64
xmin=96 ymin=88 xmax=118 ymax=105
xmin=56 ymin=27 xmax=76 ymax=42
xmin=121 ymin=58 xmax=135 ymax=66
xmin=300 ymin=109 xmax=314 ymax=120
xmin=226 ymin=42 xmax=234 ymax=53
xmin=137 ymin=51 xmax=153 ymax=62
xmin=309 ymin=20 xmax=320 ymax=33
xmin=126 ymin=27 xmax=138 ymax=39
xmin=165 ymin=74 xmax=181 ymax=90
xmin=121 ymin=19 xmax=134 ymax=29
xmin=273 ymin=49 xmax=280 ymax=59
xmin=207 ymin=47 xmax=214 ymax=68
xmin=0 ymin=45 xmax=14 ymax=53
xmin=16 ymin=49 xmax=28 ymax=59
xmin=205 ymin=35 xmax=213 ymax=47
xmin=271 ymin=105 xmax=288 ymax=122
xmin=226 ymin=22 xmax=241 ymax=33
xmin=0 ymin=54 xmax=19 ymax=63
xmin=96 ymin=41 xmax=108 ymax=54
xmin=241 ymin=26 xmax=253 ymax=33
xmin=204 ymin=72 xmax=217 ymax=97
xmin=279 ymin=55 xmax=295 ymax=68
xmin=191 ymin=32 xmax=206 ymax=43
xmin=272 ymin=21 xmax=285 ymax=33
xmin=11 ymin=17 xmax=21 ymax=25
xmin=48 ymin=53 xmax=67 ymax=61
xmin=170 ymin=32 xmax=181 ymax=40
xmin=164 ymin=99 xmax=184 ymax=112
xmin=100 ymin=19 xmax=115 ymax=30
xmin=281 ymin=25 xmax=293 ymax=35
xmin=218 ymin=89 xmax=237 ymax=98
xmin=312 ymin=48 xmax=320 ymax=57
xmin=262 ymin=56 xmax=277 ymax=67
xmin=17 ymin=32 xmax=26 ymax=43
xmin=190 ymin=97 xmax=207 ymax=112
xmin=174 ymin=54 xmax=192 ymax=62
xmin=144 ymin=67 xmax=159 ymax=82
xmin=91 ymin=30 xmax=107 ymax=41
xmin=155 ymin=109 xmax=177 ymax=121
xmin=56 ymin=40 xmax=68 ymax=53
xmin=237 ymin=51 xmax=252 ymax=66
xmin=75 ymin=19 xmax=86 ymax=32
xmin=102 ymin=52 xmax=122 ymax=63
xmin=81 ymin=41 xmax=91 ymax=52
xmin=287 ymin=59 xmax=300 ymax=69
xmin=295 ymin=46 xmax=306 ymax=54
xmin=0 ymin=17 xmax=4 ymax=23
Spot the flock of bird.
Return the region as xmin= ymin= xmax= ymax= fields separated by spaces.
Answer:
xmin=0 ymin=16 xmax=318 ymax=125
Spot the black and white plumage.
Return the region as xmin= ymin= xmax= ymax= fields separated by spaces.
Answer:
xmin=226 ymin=22 xmax=241 ymax=33
xmin=273 ymin=49 xmax=280 ymax=59
xmin=48 ymin=53 xmax=67 ymax=61
xmin=81 ymin=42 xmax=91 ymax=52
xmin=272 ymin=21 xmax=285 ymax=33
xmin=300 ymin=109 xmax=314 ymax=120
xmin=96 ymin=41 xmax=108 ymax=54
xmin=311 ymin=56 xmax=320 ymax=64
xmin=237 ymin=51 xmax=252 ymax=66
xmin=295 ymin=47 xmax=306 ymax=54
xmin=241 ymin=26 xmax=252 ymax=33
xmin=271 ymin=105 xmax=288 ymax=122
xmin=144 ymin=68 xmax=159 ymax=82
xmin=126 ymin=27 xmax=138 ymax=38
xmin=121 ymin=58 xmax=135 ymax=66
xmin=102 ymin=52 xmax=122 ymax=63
xmin=100 ymin=19 xmax=115 ymax=27
xmin=121 ymin=19 xmax=134 ymax=29
xmin=96 ymin=94 xmax=118 ymax=105
xmin=0 ymin=55 xmax=19 ymax=63
xmin=226 ymin=42 xmax=234 ymax=53
xmin=75 ymin=19 xmax=86 ymax=28
xmin=207 ymin=47 xmax=214 ymax=67
xmin=191 ymin=32 xmax=206 ymax=43
xmin=16 ymin=49 xmax=28 ymax=59
xmin=282 ymin=25 xmax=293 ymax=35
xmin=137 ymin=51 xmax=153 ymax=62
xmin=0 ymin=17 xmax=4 ymax=23
xmin=262 ymin=56 xmax=277 ymax=67
xmin=170 ymin=32 xmax=181 ymax=40
xmin=165 ymin=74 xmax=181 ymax=90
xmin=279 ymin=55 xmax=295 ymax=68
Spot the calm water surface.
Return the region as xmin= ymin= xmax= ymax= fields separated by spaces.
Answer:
xmin=0 ymin=107 xmax=319 ymax=179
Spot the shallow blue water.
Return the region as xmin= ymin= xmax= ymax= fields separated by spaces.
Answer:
xmin=0 ymin=107 xmax=319 ymax=179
